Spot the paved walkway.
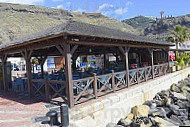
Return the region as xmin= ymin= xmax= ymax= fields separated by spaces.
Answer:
xmin=0 ymin=92 xmax=49 ymax=127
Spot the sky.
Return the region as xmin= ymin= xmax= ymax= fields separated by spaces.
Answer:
xmin=0 ymin=0 xmax=190 ymax=20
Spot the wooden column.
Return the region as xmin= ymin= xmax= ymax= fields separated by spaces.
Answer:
xmin=37 ymin=56 xmax=47 ymax=78
xmin=125 ymin=47 xmax=130 ymax=87
xmin=21 ymin=49 xmax=33 ymax=98
xmin=65 ymin=43 xmax=74 ymax=108
xmin=119 ymin=46 xmax=130 ymax=87
xmin=104 ymin=52 xmax=106 ymax=70
xmin=2 ymin=54 xmax=8 ymax=92
xmin=165 ymin=48 xmax=170 ymax=73
xmin=56 ymin=43 xmax=75 ymax=108
xmin=148 ymin=48 xmax=154 ymax=79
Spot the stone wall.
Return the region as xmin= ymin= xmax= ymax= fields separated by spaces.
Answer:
xmin=70 ymin=67 xmax=190 ymax=127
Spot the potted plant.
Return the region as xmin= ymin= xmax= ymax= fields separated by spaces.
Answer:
xmin=170 ymin=65 xmax=176 ymax=72
xmin=183 ymin=54 xmax=190 ymax=67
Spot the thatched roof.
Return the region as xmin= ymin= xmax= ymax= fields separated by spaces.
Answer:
xmin=0 ymin=20 xmax=173 ymax=51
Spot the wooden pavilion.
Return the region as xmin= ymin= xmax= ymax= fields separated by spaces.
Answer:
xmin=0 ymin=21 xmax=173 ymax=108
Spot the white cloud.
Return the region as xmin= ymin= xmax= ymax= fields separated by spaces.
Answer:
xmin=97 ymin=3 xmax=114 ymax=13
xmin=0 ymin=0 xmax=44 ymax=4
xmin=96 ymin=1 xmax=132 ymax=17
xmin=115 ymin=8 xmax=128 ymax=15
xmin=56 ymin=4 xmax=63 ymax=9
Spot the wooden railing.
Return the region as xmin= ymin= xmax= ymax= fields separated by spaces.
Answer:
xmin=31 ymin=79 xmax=67 ymax=102
xmin=72 ymin=63 xmax=169 ymax=104
xmin=31 ymin=63 xmax=169 ymax=105
xmin=154 ymin=63 xmax=169 ymax=77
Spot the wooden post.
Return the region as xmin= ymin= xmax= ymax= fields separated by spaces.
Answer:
xmin=21 ymin=49 xmax=32 ymax=98
xmin=148 ymin=48 xmax=154 ymax=79
xmin=93 ymin=73 xmax=98 ymax=99
xmin=2 ymin=54 xmax=8 ymax=92
xmin=167 ymin=49 xmax=170 ymax=73
xmin=37 ymin=56 xmax=47 ymax=79
xmin=64 ymin=43 xmax=74 ymax=108
xmin=111 ymin=70 xmax=115 ymax=92
xmin=104 ymin=52 xmax=106 ymax=71
xmin=45 ymin=79 xmax=49 ymax=102
xmin=125 ymin=47 xmax=130 ymax=87
xmin=150 ymin=49 xmax=154 ymax=79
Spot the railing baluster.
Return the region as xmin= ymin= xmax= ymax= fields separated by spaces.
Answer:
xmin=45 ymin=80 xmax=49 ymax=102
xmin=112 ymin=70 xmax=115 ymax=92
xmin=137 ymin=70 xmax=139 ymax=84
xmin=145 ymin=67 xmax=147 ymax=81
xmin=93 ymin=73 xmax=98 ymax=99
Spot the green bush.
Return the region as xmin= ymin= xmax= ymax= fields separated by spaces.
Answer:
xmin=175 ymin=53 xmax=190 ymax=67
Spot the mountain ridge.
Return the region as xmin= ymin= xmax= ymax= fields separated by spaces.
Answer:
xmin=0 ymin=3 xmax=139 ymax=44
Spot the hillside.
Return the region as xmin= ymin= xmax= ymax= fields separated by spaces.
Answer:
xmin=0 ymin=3 xmax=139 ymax=44
xmin=144 ymin=15 xmax=190 ymax=36
xmin=122 ymin=16 xmax=156 ymax=29
xmin=124 ymin=15 xmax=190 ymax=40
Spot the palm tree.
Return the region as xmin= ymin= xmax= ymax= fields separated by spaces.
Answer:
xmin=160 ymin=11 xmax=164 ymax=19
xmin=167 ymin=25 xmax=190 ymax=50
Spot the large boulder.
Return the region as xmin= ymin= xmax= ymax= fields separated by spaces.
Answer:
xmin=170 ymin=84 xmax=181 ymax=93
xmin=107 ymin=123 xmax=124 ymax=127
xmin=154 ymin=117 xmax=175 ymax=127
xmin=151 ymin=108 xmax=167 ymax=118
xmin=117 ymin=118 xmax=131 ymax=126
xmin=131 ymin=105 xmax=150 ymax=118
xmin=173 ymin=92 xmax=187 ymax=100
xmin=170 ymin=115 xmax=184 ymax=125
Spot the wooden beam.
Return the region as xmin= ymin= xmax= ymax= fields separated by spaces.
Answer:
xmin=56 ymin=45 xmax=65 ymax=56
xmin=71 ymin=45 xmax=78 ymax=55
xmin=69 ymin=40 xmax=169 ymax=49
xmin=119 ymin=47 xmax=125 ymax=56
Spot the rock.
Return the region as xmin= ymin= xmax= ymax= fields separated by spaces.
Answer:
xmin=167 ymin=119 xmax=181 ymax=126
xmin=117 ymin=118 xmax=131 ymax=126
xmin=154 ymin=117 xmax=175 ymax=126
xmin=151 ymin=108 xmax=167 ymax=118
xmin=159 ymin=90 xmax=170 ymax=97
xmin=129 ymin=117 xmax=152 ymax=127
xmin=170 ymin=84 xmax=181 ymax=93
xmin=132 ymin=105 xmax=150 ymax=118
xmin=170 ymin=115 xmax=184 ymax=125
xmin=143 ymin=100 xmax=152 ymax=107
xmin=154 ymin=100 xmax=163 ymax=107
xmin=166 ymin=98 xmax=172 ymax=106
xmin=163 ymin=107 xmax=172 ymax=116
xmin=107 ymin=123 xmax=124 ymax=127
xmin=173 ymin=92 xmax=186 ymax=100
xmin=169 ymin=104 xmax=181 ymax=116
xmin=184 ymin=120 xmax=190 ymax=125
xmin=153 ymin=94 xmax=162 ymax=100
xmin=176 ymin=101 xmax=188 ymax=109
xmin=149 ymin=116 xmax=160 ymax=126
xmin=149 ymin=108 xmax=159 ymax=115
xmin=178 ymin=112 xmax=188 ymax=121
xmin=180 ymin=84 xmax=190 ymax=92
xmin=126 ymin=114 xmax=134 ymax=120
xmin=151 ymin=103 xmax=157 ymax=109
